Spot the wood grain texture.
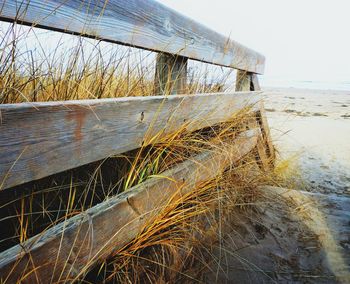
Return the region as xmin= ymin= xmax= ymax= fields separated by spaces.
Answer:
xmin=0 ymin=129 xmax=259 ymax=283
xmin=154 ymin=54 xmax=188 ymax=95
xmin=235 ymin=71 xmax=275 ymax=169
xmin=235 ymin=70 xmax=252 ymax=92
xmin=0 ymin=92 xmax=260 ymax=190
xmin=251 ymin=74 xmax=275 ymax=166
xmin=0 ymin=0 xmax=265 ymax=74
xmin=247 ymin=118 xmax=270 ymax=170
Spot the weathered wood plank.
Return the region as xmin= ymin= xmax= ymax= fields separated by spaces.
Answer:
xmin=154 ymin=54 xmax=188 ymax=95
xmin=0 ymin=129 xmax=259 ymax=283
xmin=0 ymin=0 xmax=265 ymax=74
xmin=0 ymin=92 xmax=260 ymax=190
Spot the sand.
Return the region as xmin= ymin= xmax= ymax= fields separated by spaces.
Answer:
xmin=263 ymin=87 xmax=350 ymax=196
xmin=205 ymin=186 xmax=350 ymax=283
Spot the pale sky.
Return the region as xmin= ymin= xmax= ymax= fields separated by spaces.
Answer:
xmin=159 ymin=0 xmax=350 ymax=86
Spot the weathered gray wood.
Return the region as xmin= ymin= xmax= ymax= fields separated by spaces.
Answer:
xmin=247 ymin=118 xmax=271 ymax=170
xmin=0 ymin=0 xmax=265 ymax=74
xmin=235 ymin=70 xmax=252 ymax=92
xmin=251 ymin=73 xmax=261 ymax=91
xmin=250 ymin=74 xmax=275 ymax=166
xmin=0 ymin=92 xmax=261 ymax=190
xmin=0 ymin=129 xmax=259 ymax=283
xmin=235 ymin=71 xmax=275 ymax=169
xmin=154 ymin=53 xmax=188 ymax=95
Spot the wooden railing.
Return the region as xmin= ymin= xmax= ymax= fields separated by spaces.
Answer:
xmin=0 ymin=0 xmax=274 ymax=282
xmin=0 ymin=0 xmax=265 ymax=73
xmin=0 ymin=92 xmax=261 ymax=190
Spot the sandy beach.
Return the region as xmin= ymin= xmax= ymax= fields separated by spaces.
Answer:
xmin=263 ymin=87 xmax=350 ymax=196
xmin=205 ymin=88 xmax=350 ymax=283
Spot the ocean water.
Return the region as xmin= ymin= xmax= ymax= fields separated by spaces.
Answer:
xmin=260 ymin=78 xmax=350 ymax=91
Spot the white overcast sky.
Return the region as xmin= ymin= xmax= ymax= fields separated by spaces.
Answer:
xmin=159 ymin=0 xmax=350 ymax=84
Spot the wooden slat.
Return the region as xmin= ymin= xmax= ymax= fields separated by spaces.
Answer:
xmin=154 ymin=54 xmax=188 ymax=95
xmin=0 ymin=92 xmax=260 ymax=190
xmin=0 ymin=0 xmax=265 ymax=74
xmin=0 ymin=129 xmax=259 ymax=283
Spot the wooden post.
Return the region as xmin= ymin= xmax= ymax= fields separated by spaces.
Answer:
xmin=251 ymin=74 xmax=275 ymax=167
xmin=235 ymin=70 xmax=252 ymax=92
xmin=235 ymin=70 xmax=275 ymax=169
xmin=154 ymin=53 xmax=188 ymax=96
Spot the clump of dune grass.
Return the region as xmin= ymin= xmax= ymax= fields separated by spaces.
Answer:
xmin=84 ymin=178 xmax=218 ymax=283
xmin=81 ymin=150 xmax=272 ymax=283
